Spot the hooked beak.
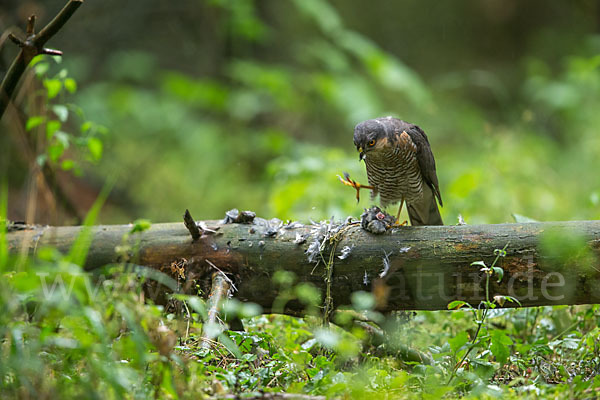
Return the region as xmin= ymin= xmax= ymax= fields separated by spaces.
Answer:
xmin=358 ymin=147 xmax=365 ymax=161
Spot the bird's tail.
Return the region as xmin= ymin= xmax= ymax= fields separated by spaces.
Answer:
xmin=407 ymin=184 xmax=443 ymax=226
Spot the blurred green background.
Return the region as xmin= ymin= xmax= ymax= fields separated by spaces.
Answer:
xmin=1 ymin=0 xmax=600 ymax=225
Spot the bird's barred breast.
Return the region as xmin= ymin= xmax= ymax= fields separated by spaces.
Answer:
xmin=365 ymin=145 xmax=423 ymax=207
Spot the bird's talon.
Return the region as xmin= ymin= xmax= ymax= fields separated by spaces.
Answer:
xmin=338 ymin=175 xmax=358 ymax=188
xmin=338 ymin=174 xmax=362 ymax=202
xmin=339 ymin=172 xmax=376 ymax=204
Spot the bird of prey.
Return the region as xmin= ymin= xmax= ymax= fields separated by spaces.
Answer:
xmin=340 ymin=117 xmax=443 ymax=226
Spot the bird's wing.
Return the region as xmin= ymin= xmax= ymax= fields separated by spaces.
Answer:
xmin=404 ymin=124 xmax=443 ymax=207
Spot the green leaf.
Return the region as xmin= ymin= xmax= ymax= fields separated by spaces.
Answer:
xmin=492 ymin=266 xmax=504 ymax=282
xmin=46 ymin=120 xmax=61 ymax=139
xmin=295 ymin=282 xmax=321 ymax=306
xmin=47 ymin=142 xmax=65 ymax=162
xmin=503 ymin=296 xmax=522 ymax=306
xmin=239 ymin=302 xmax=262 ymax=318
xmin=54 ymin=131 xmax=70 ymax=149
xmin=29 ymin=55 xmax=46 ymax=67
xmin=52 ymin=105 xmax=69 ymax=122
xmin=490 ymin=329 xmax=512 ymax=366
xmin=494 ymin=248 xmax=507 ymax=257
xmin=26 ymin=116 xmax=46 ymax=131
xmin=57 ymin=68 xmax=68 ymax=79
xmin=61 ymin=159 xmax=75 ymax=171
xmin=217 ymin=332 xmax=242 ymax=358
xmin=351 ymin=291 xmax=375 ymax=311
xmin=44 ymin=79 xmax=62 ymax=99
xmin=34 ymin=61 xmax=50 ymax=77
xmin=130 ymin=219 xmax=151 ymax=233
xmin=273 ymin=270 xmax=296 ymax=286
xmin=81 ymin=121 xmax=92 ymax=133
xmin=159 ymin=364 xmax=177 ymax=397
xmin=222 ymin=298 xmax=241 ymax=317
xmin=25 ymin=115 xmax=46 ymax=132
xmin=471 ymin=261 xmax=487 ymax=268
xmin=314 ymin=328 xmax=340 ymax=349
xmin=186 ymin=296 xmax=207 ymax=319
xmin=87 ymin=137 xmax=103 ymax=160
xmin=449 ymin=331 xmax=469 ymax=353
xmin=447 ymin=300 xmax=471 ymax=310
xmin=64 ymin=78 xmax=77 ymax=93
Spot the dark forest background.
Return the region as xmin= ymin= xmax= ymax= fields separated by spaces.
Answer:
xmin=2 ymin=0 xmax=600 ymax=224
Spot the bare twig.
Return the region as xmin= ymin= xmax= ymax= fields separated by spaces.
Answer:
xmin=206 ymin=259 xmax=237 ymax=292
xmin=0 ymin=0 xmax=84 ymax=119
xmin=201 ymin=272 xmax=232 ymax=349
xmin=7 ymin=34 xmax=22 ymax=47
xmin=26 ymin=16 xmax=36 ymax=36
xmin=183 ymin=209 xmax=202 ymax=240
xmin=182 ymin=300 xmax=191 ymax=340
xmin=35 ymin=1 xmax=83 ymax=46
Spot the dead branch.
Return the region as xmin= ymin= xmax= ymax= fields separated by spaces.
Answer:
xmin=0 ymin=0 xmax=83 ymax=119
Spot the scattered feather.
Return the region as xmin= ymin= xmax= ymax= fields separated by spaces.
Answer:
xmin=338 ymin=245 xmax=354 ymax=260
xmin=380 ymin=250 xmax=393 ymax=278
xmin=264 ymin=228 xmax=278 ymax=237
xmin=222 ymin=208 xmax=256 ymax=224
xmin=294 ymin=233 xmax=307 ymax=245
xmin=306 ymin=239 xmax=322 ymax=264
xmin=198 ymin=221 xmax=220 ymax=233
xmin=283 ymin=221 xmax=304 ymax=229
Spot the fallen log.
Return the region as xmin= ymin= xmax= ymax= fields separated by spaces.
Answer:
xmin=6 ymin=217 xmax=600 ymax=313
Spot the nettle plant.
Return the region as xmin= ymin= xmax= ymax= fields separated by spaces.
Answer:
xmin=26 ymin=55 xmax=106 ymax=174
xmin=446 ymin=246 xmax=521 ymax=383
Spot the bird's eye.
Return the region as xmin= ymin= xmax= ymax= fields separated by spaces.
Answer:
xmin=368 ymin=140 xmax=376 ymax=147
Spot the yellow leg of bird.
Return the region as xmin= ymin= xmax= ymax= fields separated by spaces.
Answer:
xmin=338 ymin=173 xmax=374 ymax=203
xmin=395 ymin=198 xmax=408 ymax=226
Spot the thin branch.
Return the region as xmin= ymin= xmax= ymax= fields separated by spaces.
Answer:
xmin=0 ymin=52 xmax=27 ymax=119
xmin=0 ymin=0 xmax=84 ymax=119
xmin=206 ymin=259 xmax=237 ymax=292
xmin=41 ymin=48 xmax=63 ymax=56
xmin=35 ymin=1 xmax=83 ymax=46
xmin=7 ymin=34 xmax=23 ymax=47
xmin=183 ymin=209 xmax=202 ymax=240
xmin=26 ymin=16 xmax=36 ymax=36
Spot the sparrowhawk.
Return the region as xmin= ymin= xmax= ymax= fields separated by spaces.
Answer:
xmin=341 ymin=117 xmax=443 ymax=226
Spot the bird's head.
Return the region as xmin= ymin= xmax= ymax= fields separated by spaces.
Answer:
xmin=353 ymin=119 xmax=389 ymax=161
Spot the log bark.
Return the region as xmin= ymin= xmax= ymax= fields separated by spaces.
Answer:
xmin=6 ymin=218 xmax=600 ymax=313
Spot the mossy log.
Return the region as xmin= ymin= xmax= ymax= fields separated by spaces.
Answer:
xmin=6 ymin=218 xmax=600 ymax=313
